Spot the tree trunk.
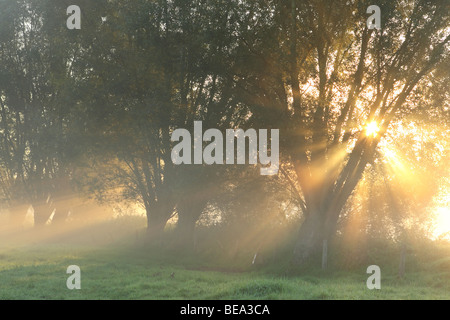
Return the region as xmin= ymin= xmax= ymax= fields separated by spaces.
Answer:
xmin=292 ymin=211 xmax=327 ymax=265
xmin=176 ymin=198 xmax=206 ymax=249
xmin=146 ymin=221 xmax=166 ymax=240
xmin=292 ymin=196 xmax=344 ymax=266
xmin=292 ymin=139 xmax=375 ymax=266
xmin=31 ymin=201 xmax=53 ymax=226
xmin=145 ymin=202 xmax=174 ymax=244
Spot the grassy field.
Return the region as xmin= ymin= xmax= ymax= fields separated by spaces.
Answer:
xmin=0 ymin=241 xmax=449 ymax=300
xmin=0 ymin=215 xmax=449 ymax=300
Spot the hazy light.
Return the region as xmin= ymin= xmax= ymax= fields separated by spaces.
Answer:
xmin=365 ymin=121 xmax=380 ymax=137
xmin=433 ymin=207 xmax=450 ymax=240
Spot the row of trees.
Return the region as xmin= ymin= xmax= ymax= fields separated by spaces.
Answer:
xmin=0 ymin=0 xmax=448 ymax=265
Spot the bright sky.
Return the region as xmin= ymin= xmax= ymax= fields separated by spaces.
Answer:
xmin=434 ymin=206 xmax=450 ymax=240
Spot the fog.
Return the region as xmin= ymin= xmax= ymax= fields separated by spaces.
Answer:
xmin=0 ymin=196 xmax=147 ymax=248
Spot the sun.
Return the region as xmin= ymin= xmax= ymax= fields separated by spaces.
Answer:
xmin=365 ymin=121 xmax=380 ymax=137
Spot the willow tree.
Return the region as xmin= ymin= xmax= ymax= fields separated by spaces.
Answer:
xmin=70 ymin=0 xmax=243 ymax=238
xmin=0 ymin=0 xmax=81 ymax=224
xmin=232 ymin=0 xmax=449 ymax=264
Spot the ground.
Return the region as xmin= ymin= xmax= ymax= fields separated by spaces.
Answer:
xmin=0 ymin=243 xmax=449 ymax=300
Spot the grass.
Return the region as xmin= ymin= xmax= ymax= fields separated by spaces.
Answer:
xmin=0 ymin=215 xmax=449 ymax=300
xmin=0 ymin=241 xmax=449 ymax=300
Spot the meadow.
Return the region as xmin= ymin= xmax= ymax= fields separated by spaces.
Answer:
xmin=0 ymin=216 xmax=449 ymax=300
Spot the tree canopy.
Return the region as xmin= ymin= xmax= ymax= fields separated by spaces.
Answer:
xmin=0 ymin=0 xmax=448 ymax=265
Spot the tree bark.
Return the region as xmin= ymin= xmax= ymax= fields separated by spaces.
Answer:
xmin=145 ymin=202 xmax=174 ymax=243
xmin=176 ymin=198 xmax=206 ymax=249
xmin=292 ymin=137 xmax=378 ymax=266
xmin=292 ymin=210 xmax=326 ymax=265
xmin=31 ymin=201 xmax=53 ymax=226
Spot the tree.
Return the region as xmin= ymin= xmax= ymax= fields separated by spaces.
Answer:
xmin=230 ymin=0 xmax=450 ymax=264
xmin=0 ymin=0 xmax=81 ymax=225
xmin=71 ymin=0 xmax=244 ymax=238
